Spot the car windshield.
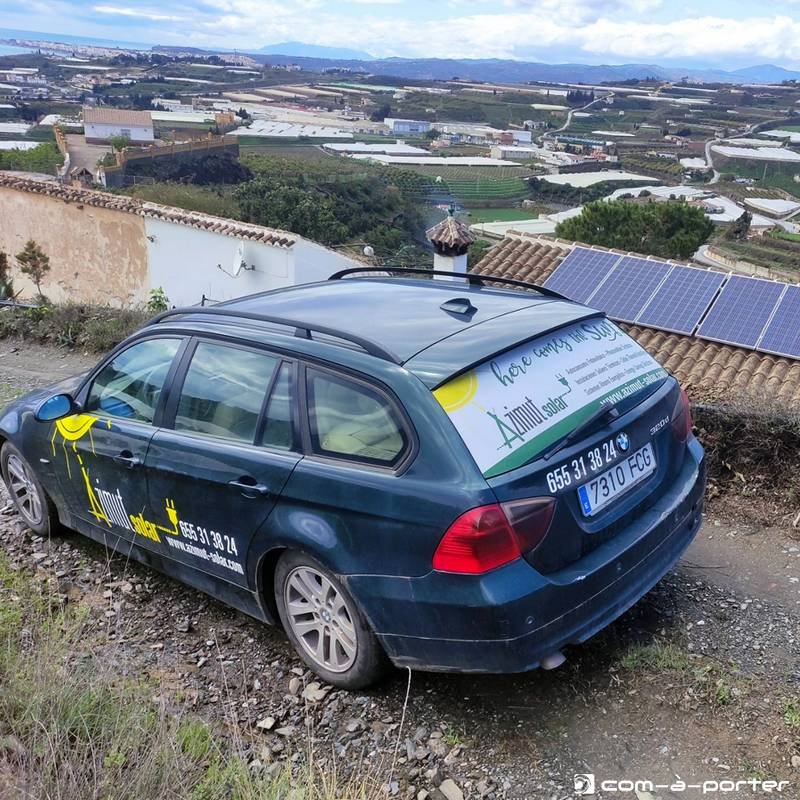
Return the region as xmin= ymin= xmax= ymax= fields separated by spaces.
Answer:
xmin=432 ymin=318 xmax=668 ymax=478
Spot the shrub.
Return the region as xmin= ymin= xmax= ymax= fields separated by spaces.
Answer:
xmin=0 ymin=304 xmax=149 ymax=352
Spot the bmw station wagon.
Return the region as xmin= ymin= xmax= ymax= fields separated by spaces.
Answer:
xmin=0 ymin=269 xmax=706 ymax=688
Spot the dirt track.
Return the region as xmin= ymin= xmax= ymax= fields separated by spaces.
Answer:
xmin=1 ymin=340 xmax=799 ymax=799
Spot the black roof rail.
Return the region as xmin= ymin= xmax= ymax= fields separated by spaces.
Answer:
xmin=328 ymin=266 xmax=567 ymax=299
xmin=150 ymin=307 xmax=402 ymax=364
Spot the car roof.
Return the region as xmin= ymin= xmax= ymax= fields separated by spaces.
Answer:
xmin=154 ymin=278 xmax=600 ymax=388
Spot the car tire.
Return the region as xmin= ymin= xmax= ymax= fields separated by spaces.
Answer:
xmin=1 ymin=442 xmax=58 ymax=537
xmin=274 ymin=550 xmax=389 ymax=689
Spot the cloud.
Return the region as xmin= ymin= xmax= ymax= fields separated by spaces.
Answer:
xmin=93 ymin=4 xmax=185 ymax=21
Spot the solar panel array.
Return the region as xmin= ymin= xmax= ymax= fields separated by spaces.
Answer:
xmin=695 ymin=276 xmax=785 ymax=349
xmin=543 ymin=247 xmax=620 ymax=304
xmin=637 ymin=267 xmax=725 ymax=335
xmin=587 ymin=256 xmax=672 ymax=324
xmin=543 ymin=245 xmax=800 ymax=360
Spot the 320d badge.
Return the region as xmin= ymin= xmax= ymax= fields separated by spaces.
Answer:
xmin=0 ymin=268 xmax=706 ymax=688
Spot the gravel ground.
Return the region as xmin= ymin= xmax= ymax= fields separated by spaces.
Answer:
xmin=1 ymin=341 xmax=799 ymax=800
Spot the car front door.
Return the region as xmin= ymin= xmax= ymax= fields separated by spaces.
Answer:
xmin=51 ymin=336 xmax=185 ymax=550
xmin=143 ymin=339 xmax=301 ymax=588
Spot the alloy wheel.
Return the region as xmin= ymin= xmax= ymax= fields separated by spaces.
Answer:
xmin=284 ymin=566 xmax=358 ymax=673
xmin=6 ymin=454 xmax=43 ymax=527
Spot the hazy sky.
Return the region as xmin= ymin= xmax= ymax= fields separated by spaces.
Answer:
xmin=3 ymin=0 xmax=800 ymax=69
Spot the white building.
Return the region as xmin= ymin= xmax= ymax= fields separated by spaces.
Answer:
xmin=83 ymin=107 xmax=155 ymax=145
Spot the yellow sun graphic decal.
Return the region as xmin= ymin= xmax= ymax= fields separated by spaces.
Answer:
xmin=434 ymin=371 xmax=478 ymax=413
xmin=54 ymin=414 xmax=99 ymax=442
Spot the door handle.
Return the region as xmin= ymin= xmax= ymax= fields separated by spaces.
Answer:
xmin=113 ymin=450 xmax=141 ymax=469
xmin=228 ymin=477 xmax=269 ymax=498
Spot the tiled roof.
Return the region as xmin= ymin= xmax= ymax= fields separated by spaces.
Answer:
xmin=0 ymin=173 xmax=296 ymax=248
xmin=83 ymin=106 xmax=153 ymax=127
xmin=472 ymin=232 xmax=800 ymax=406
xmin=426 ymin=214 xmax=476 ymax=250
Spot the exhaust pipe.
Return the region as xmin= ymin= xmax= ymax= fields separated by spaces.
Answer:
xmin=540 ymin=650 xmax=566 ymax=670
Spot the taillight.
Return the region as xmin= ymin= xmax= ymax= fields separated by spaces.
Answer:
xmin=432 ymin=498 xmax=555 ymax=575
xmin=671 ymin=388 xmax=693 ymax=442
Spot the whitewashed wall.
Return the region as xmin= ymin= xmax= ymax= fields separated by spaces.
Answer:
xmin=85 ymin=122 xmax=155 ymax=143
xmin=144 ymin=218 xmax=360 ymax=307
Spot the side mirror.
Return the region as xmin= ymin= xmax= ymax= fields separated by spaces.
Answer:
xmin=35 ymin=394 xmax=76 ymax=422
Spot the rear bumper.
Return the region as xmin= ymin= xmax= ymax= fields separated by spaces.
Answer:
xmin=348 ymin=438 xmax=706 ymax=673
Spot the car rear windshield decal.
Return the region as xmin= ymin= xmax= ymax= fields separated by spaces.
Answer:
xmin=434 ymin=319 xmax=667 ymax=479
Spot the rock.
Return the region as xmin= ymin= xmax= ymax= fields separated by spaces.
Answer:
xmin=256 ymin=716 xmax=276 ymax=731
xmin=289 ymin=677 xmax=302 ymax=695
xmin=176 ymin=617 xmax=191 ymax=633
xmin=302 ymin=681 xmax=329 ymax=703
xmin=791 ymin=754 xmax=800 ymax=770
xmin=417 ymin=791 xmax=430 ymax=800
xmin=438 ymin=779 xmax=464 ymax=800
xmin=276 ymin=726 xmax=295 ymax=737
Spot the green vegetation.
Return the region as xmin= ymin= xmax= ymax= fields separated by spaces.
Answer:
xmin=555 ymin=199 xmax=714 ymax=259
xmin=0 ymin=251 xmax=13 ymax=301
xmin=15 ymin=240 xmax=50 ymax=299
xmin=619 ymin=642 xmax=745 ymax=708
xmin=527 ymin=177 xmax=651 ymax=207
xmin=713 ymin=232 xmax=800 ymax=272
xmin=123 ymin=151 xmax=253 ymax=185
xmin=234 ymin=155 xmax=425 ymax=256
xmin=0 ymin=142 xmax=63 ymax=175
xmin=0 ymin=304 xmax=149 ymax=352
xmin=0 ymin=552 xmax=382 ymax=799
xmin=783 ymin=697 xmax=800 ymax=728
xmin=122 ymin=183 xmax=241 ymax=218
xmin=466 ymin=207 xmax=537 ymax=223
xmin=714 ymin=156 xmax=800 ymax=198
xmin=619 ymin=153 xmax=684 ymax=180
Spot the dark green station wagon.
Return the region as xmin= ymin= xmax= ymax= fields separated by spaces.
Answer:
xmin=0 ymin=269 xmax=706 ymax=687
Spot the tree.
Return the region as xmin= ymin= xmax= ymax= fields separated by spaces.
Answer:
xmin=369 ymin=103 xmax=392 ymax=122
xmin=109 ymin=135 xmax=132 ymax=153
xmin=15 ymin=240 xmax=51 ymax=299
xmin=0 ymin=251 xmax=13 ymax=301
xmin=726 ymin=210 xmax=752 ymax=241
xmin=555 ymin=199 xmax=715 ymax=260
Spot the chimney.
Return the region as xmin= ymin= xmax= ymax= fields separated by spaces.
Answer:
xmin=425 ymin=208 xmax=476 ymax=281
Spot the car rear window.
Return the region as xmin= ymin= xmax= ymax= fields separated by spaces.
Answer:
xmin=433 ymin=318 xmax=667 ymax=479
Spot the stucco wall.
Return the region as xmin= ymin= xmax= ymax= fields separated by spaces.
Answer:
xmin=0 ymin=186 xmax=149 ymax=305
xmin=0 ymin=181 xmax=363 ymax=308
xmin=145 ymin=218 xmax=293 ymax=305
xmin=84 ymin=122 xmax=154 ymax=144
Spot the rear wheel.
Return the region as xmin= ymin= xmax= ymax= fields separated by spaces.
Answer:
xmin=274 ymin=550 xmax=388 ymax=689
xmin=1 ymin=442 xmax=57 ymax=537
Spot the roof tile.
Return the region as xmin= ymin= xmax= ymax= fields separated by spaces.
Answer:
xmin=0 ymin=172 xmax=296 ymax=248
xmin=472 ymin=232 xmax=800 ymax=406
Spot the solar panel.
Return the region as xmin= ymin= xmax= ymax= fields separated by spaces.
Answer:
xmin=696 ymin=275 xmax=785 ymax=349
xmin=584 ymin=256 xmax=672 ymax=323
xmin=543 ymin=247 xmax=621 ymax=304
xmin=636 ymin=266 xmax=727 ymax=335
xmin=757 ymin=284 xmax=800 ymax=359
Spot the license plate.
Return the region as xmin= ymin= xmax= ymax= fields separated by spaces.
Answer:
xmin=577 ymin=443 xmax=656 ymax=517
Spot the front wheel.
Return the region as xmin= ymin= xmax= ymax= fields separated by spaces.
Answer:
xmin=274 ymin=550 xmax=389 ymax=689
xmin=1 ymin=442 xmax=58 ymax=537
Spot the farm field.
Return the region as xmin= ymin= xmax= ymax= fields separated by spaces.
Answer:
xmin=465 ymin=207 xmax=538 ymax=223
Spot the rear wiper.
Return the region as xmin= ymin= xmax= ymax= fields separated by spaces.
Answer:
xmin=541 ymin=402 xmax=620 ymax=461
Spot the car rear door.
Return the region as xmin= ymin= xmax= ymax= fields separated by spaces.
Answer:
xmin=143 ymin=338 xmax=301 ymax=588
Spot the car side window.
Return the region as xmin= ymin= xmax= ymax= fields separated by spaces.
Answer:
xmin=86 ymin=338 xmax=182 ymax=423
xmin=175 ymin=342 xmax=279 ymax=444
xmin=306 ymin=369 xmax=408 ymax=466
xmin=261 ymin=363 xmax=294 ymax=450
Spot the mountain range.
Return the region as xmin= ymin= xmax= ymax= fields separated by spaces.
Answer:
xmin=252 ymin=48 xmax=800 ymax=85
